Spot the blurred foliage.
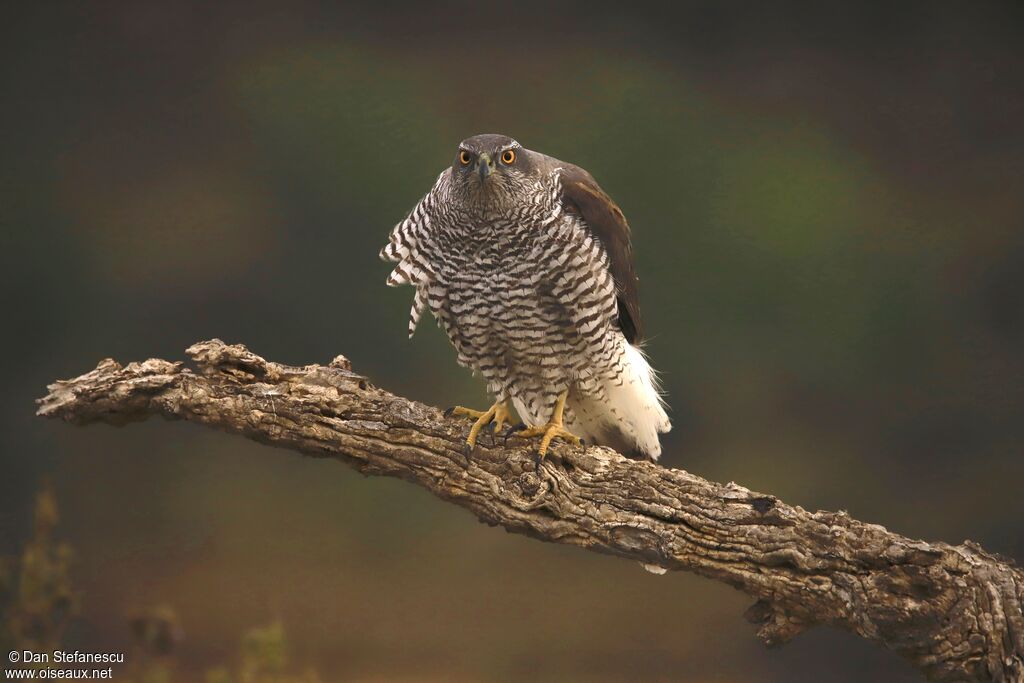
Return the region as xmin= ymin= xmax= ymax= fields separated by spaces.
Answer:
xmin=0 ymin=485 xmax=77 ymax=662
xmin=130 ymin=606 xmax=184 ymax=660
xmin=222 ymin=622 xmax=319 ymax=683
xmin=3 ymin=491 xmax=318 ymax=683
xmin=128 ymin=613 xmax=319 ymax=683
xmin=124 ymin=605 xmax=184 ymax=683
xmin=125 ymin=613 xmax=321 ymax=683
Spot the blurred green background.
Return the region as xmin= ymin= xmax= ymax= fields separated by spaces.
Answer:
xmin=3 ymin=2 xmax=1023 ymax=681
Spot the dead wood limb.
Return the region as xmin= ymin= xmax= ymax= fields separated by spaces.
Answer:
xmin=36 ymin=340 xmax=1024 ymax=682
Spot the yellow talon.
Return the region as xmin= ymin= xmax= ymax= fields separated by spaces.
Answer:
xmin=447 ymin=405 xmax=488 ymax=421
xmin=510 ymin=390 xmax=582 ymax=458
xmin=447 ymin=401 xmax=513 ymax=448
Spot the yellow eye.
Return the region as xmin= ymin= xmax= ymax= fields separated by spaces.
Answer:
xmin=459 ymin=151 xmax=472 ymax=166
xmin=501 ymin=149 xmax=516 ymax=164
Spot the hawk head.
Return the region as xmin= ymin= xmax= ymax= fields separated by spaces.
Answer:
xmin=451 ymin=133 xmax=538 ymax=204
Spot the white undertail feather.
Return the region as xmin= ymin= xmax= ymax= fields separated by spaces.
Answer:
xmin=565 ymin=342 xmax=671 ymax=460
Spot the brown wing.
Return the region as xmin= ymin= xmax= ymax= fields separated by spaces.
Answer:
xmin=559 ymin=165 xmax=643 ymax=343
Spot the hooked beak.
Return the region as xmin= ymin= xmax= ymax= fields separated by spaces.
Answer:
xmin=476 ymin=153 xmax=494 ymax=182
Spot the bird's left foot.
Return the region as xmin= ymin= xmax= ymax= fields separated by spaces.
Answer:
xmin=504 ymin=390 xmax=582 ymax=459
xmin=509 ymin=422 xmax=582 ymax=458
xmin=444 ymin=401 xmax=514 ymax=450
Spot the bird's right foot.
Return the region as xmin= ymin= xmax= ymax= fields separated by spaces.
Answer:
xmin=444 ymin=401 xmax=513 ymax=449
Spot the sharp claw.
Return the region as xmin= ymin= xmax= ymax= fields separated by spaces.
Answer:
xmin=502 ymin=425 xmax=523 ymax=444
xmin=443 ymin=407 xmax=455 ymax=418
xmin=462 ymin=440 xmax=474 ymax=456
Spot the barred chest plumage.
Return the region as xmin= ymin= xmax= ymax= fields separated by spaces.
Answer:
xmin=424 ymin=181 xmax=622 ymax=424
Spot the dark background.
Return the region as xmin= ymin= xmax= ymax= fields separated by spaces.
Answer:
xmin=3 ymin=2 xmax=1023 ymax=681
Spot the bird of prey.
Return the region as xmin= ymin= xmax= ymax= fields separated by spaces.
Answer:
xmin=380 ymin=134 xmax=670 ymax=459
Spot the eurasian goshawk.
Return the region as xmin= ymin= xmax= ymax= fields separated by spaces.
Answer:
xmin=380 ymin=134 xmax=670 ymax=459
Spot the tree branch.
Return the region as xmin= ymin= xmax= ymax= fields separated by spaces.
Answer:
xmin=36 ymin=340 xmax=1023 ymax=682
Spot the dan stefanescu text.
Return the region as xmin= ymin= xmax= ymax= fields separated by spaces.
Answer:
xmin=15 ymin=652 xmax=123 ymax=664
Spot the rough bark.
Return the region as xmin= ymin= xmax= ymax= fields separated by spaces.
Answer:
xmin=36 ymin=340 xmax=1024 ymax=682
